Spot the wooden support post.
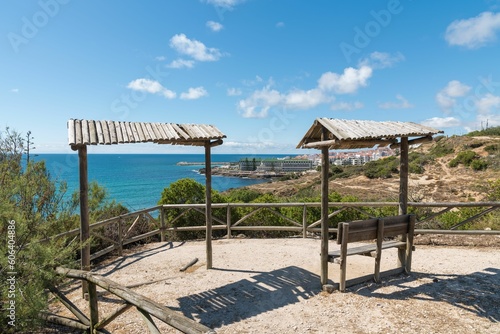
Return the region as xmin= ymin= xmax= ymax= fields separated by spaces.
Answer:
xmin=320 ymin=139 xmax=330 ymax=287
xmin=398 ymin=137 xmax=409 ymax=268
xmin=339 ymin=223 xmax=349 ymax=292
xmin=204 ymin=142 xmax=213 ymax=269
xmin=227 ymin=205 xmax=232 ymax=239
xmin=88 ymin=282 xmax=99 ymax=333
xmin=405 ymin=215 xmax=416 ymax=273
xmin=399 ymin=136 xmax=409 ymax=215
xmin=374 ymin=219 xmax=384 ymax=283
xmin=78 ymin=145 xmax=90 ymax=297
xmin=302 ymin=204 xmax=307 ymax=238
xmin=160 ymin=207 xmax=166 ymax=242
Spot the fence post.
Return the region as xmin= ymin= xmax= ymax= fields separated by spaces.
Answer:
xmin=160 ymin=207 xmax=166 ymax=242
xmin=303 ymin=204 xmax=307 ymax=238
xmin=118 ymin=218 xmax=123 ymax=256
xmin=227 ymin=204 xmax=232 ymax=239
xmin=88 ymin=282 xmax=99 ymax=332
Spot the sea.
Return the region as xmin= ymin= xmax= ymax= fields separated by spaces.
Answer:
xmin=33 ymin=154 xmax=292 ymax=211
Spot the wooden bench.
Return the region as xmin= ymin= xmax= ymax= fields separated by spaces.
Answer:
xmin=328 ymin=214 xmax=416 ymax=292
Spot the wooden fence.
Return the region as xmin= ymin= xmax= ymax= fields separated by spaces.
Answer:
xmin=50 ymin=201 xmax=500 ymax=261
xmin=43 ymin=267 xmax=215 ymax=334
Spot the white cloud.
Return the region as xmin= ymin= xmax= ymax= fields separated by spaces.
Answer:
xmin=378 ymin=94 xmax=414 ymax=109
xmin=284 ymin=88 xmax=330 ymax=109
xmin=207 ymin=21 xmax=223 ymax=32
xmin=204 ymin=0 xmax=244 ymax=8
xmin=436 ymin=80 xmax=471 ymax=112
xmin=276 ymin=22 xmax=285 ymax=28
xmin=227 ymin=87 xmax=242 ymax=96
xmin=475 ymin=93 xmax=500 ymax=114
xmin=155 ymin=56 xmax=166 ymax=61
xmin=10 ymin=88 xmax=19 ymax=93
xmin=180 ymin=86 xmax=208 ymax=100
xmin=169 ymin=33 xmax=222 ymax=62
xmin=421 ymin=117 xmax=461 ymax=128
xmin=330 ymin=101 xmax=364 ymax=111
xmin=360 ymin=51 xmax=405 ymax=69
xmin=238 ymin=85 xmax=282 ymax=118
xmin=445 ymin=11 xmax=500 ymax=49
xmin=127 ymin=78 xmax=176 ymax=99
xmin=318 ymin=66 xmax=372 ymax=94
xmin=166 ymin=58 xmax=195 ymax=69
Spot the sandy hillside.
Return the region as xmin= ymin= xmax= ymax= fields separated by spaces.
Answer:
xmin=50 ymin=237 xmax=500 ymax=334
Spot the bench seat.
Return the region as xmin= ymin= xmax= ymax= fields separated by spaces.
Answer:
xmin=328 ymin=240 xmax=407 ymax=261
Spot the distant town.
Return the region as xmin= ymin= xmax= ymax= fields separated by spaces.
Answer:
xmin=189 ymin=147 xmax=395 ymax=178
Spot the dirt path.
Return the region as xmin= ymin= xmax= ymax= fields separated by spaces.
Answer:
xmin=50 ymin=237 xmax=500 ymax=333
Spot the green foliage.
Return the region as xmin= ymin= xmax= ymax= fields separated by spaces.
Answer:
xmin=330 ymin=165 xmax=364 ymax=179
xmin=448 ymin=150 xmax=488 ymax=170
xmin=429 ymin=140 xmax=455 ymax=158
xmin=466 ymin=126 xmax=500 ymax=137
xmin=408 ymin=152 xmax=432 ymax=174
xmin=224 ymin=188 xmax=262 ymax=203
xmin=158 ymin=178 xmax=226 ymax=240
xmin=0 ymin=128 xmax=78 ymax=331
xmin=484 ymin=144 xmax=499 ymax=154
xmin=364 ymin=156 xmax=399 ymax=179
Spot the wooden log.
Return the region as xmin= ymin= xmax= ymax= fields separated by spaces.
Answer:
xmin=95 ymin=303 xmax=132 ymax=330
xmin=374 ymin=219 xmax=384 ymax=283
xmin=205 ymin=142 xmax=213 ymax=269
xmin=398 ymin=137 xmax=409 ymax=269
xmin=137 ymin=307 xmax=162 ymax=334
xmin=320 ymin=137 xmax=330 ymax=287
xmin=55 ymin=267 xmax=215 ymax=334
xmin=40 ymin=312 xmax=89 ymax=331
xmin=226 ymin=205 xmax=232 ymax=239
xmin=88 ymin=282 xmax=99 ymax=332
xmin=339 ymin=223 xmax=349 ymax=292
xmin=48 ymin=286 xmax=90 ymax=326
xmin=160 ymin=208 xmax=166 ymax=242
xmin=78 ymin=146 xmax=90 ymax=297
xmin=180 ymin=258 xmax=199 ymax=272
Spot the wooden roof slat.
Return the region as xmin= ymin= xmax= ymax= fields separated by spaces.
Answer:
xmin=88 ymin=120 xmax=98 ymax=145
xmin=115 ymin=121 xmax=124 ymax=143
xmin=67 ymin=119 xmax=225 ymax=147
xmin=297 ymin=118 xmax=443 ymax=150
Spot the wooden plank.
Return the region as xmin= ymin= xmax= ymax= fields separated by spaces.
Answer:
xmin=141 ymin=123 xmax=152 ymax=141
xmin=88 ymin=120 xmax=98 ymax=145
xmin=102 ymin=120 xmax=111 ymax=145
xmin=131 ymin=122 xmax=142 ymax=142
xmin=67 ymin=119 xmax=75 ymax=145
xmin=125 ymin=122 xmax=134 ymax=142
xmin=150 ymin=123 xmax=162 ymax=140
xmin=81 ymin=120 xmax=90 ymax=145
xmin=48 ymin=286 xmax=90 ymax=326
xmin=96 ymin=120 xmax=105 ymax=144
xmin=405 ymin=215 xmax=416 ymax=273
xmin=40 ymin=312 xmax=89 ymax=331
xmin=120 ymin=122 xmax=129 ymax=142
xmin=108 ymin=120 xmax=118 ymax=144
xmin=75 ymin=119 xmax=82 ymax=145
xmin=328 ymin=240 xmax=407 ymax=260
xmin=115 ymin=121 xmax=124 ymax=143
xmin=95 ymin=303 xmax=132 ymax=329
xmin=145 ymin=122 xmax=156 ymax=141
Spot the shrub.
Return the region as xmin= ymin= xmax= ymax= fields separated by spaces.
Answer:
xmin=364 ymin=156 xmax=399 ymax=179
xmin=471 ymin=159 xmax=488 ymax=171
xmin=448 ymin=150 xmax=477 ymax=168
xmin=485 ymin=144 xmax=499 ymax=154
xmin=429 ymin=140 xmax=454 ymax=158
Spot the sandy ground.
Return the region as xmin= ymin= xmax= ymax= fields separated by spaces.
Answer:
xmin=51 ymin=237 xmax=500 ymax=334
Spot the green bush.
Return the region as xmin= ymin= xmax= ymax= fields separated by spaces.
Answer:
xmin=429 ymin=140 xmax=454 ymax=157
xmin=466 ymin=126 xmax=500 ymax=137
xmin=364 ymin=156 xmax=399 ymax=179
xmin=448 ymin=150 xmax=478 ymax=167
xmin=485 ymin=144 xmax=499 ymax=154
xmin=471 ymin=159 xmax=488 ymax=171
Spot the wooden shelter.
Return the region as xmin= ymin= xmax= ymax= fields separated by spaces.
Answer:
xmin=68 ymin=119 xmax=226 ymax=294
xmin=296 ymin=118 xmax=443 ymax=287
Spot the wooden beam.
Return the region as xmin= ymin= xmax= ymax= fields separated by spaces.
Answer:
xmin=398 ymin=137 xmax=409 ymax=269
xmin=78 ymin=145 xmax=90 ymax=297
xmin=303 ymin=138 xmax=397 ymax=149
xmin=390 ymin=135 xmax=433 ymax=149
xmin=320 ymin=127 xmax=330 ymax=287
xmin=205 ymin=141 xmax=213 ymax=269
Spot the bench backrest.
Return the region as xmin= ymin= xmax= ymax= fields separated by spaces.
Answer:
xmin=337 ymin=214 xmax=413 ymax=244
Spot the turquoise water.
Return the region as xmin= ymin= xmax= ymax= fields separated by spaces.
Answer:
xmin=35 ymin=154 xmax=290 ymax=211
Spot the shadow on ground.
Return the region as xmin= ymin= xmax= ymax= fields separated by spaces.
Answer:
xmin=355 ymin=267 xmax=500 ymax=322
xmin=176 ymin=266 xmax=320 ymax=328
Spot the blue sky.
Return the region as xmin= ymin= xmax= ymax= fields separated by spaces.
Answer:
xmin=2 ymin=0 xmax=500 ymax=154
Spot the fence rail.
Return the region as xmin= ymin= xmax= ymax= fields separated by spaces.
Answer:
xmin=51 ymin=201 xmax=500 ymax=261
